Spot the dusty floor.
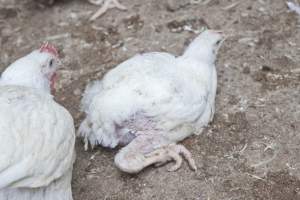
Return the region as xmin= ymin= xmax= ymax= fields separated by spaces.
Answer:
xmin=1 ymin=0 xmax=300 ymax=199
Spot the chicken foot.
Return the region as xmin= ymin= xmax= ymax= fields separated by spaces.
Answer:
xmin=114 ymin=134 xmax=197 ymax=173
xmin=146 ymin=144 xmax=197 ymax=172
xmin=88 ymin=0 xmax=127 ymax=21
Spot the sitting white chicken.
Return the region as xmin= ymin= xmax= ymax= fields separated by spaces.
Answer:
xmin=79 ymin=30 xmax=225 ymax=173
xmin=0 ymin=43 xmax=75 ymax=200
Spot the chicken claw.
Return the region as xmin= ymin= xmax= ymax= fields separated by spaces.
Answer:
xmin=145 ymin=144 xmax=197 ymax=172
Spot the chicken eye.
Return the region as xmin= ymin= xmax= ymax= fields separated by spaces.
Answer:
xmin=49 ymin=59 xmax=54 ymax=67
xmin=216 ymin=40 xmax=222 ymax=45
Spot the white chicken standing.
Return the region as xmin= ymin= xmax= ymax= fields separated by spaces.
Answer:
xmin=0 ymin=43 xmax=75 ymax=200
xmin=79 ymin=30 xmax=225 ymax=173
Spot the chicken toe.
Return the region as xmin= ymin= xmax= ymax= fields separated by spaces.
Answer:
xmin=114 ymin=134 xmax=196 ymax=173
xmin=146 ymin=144 xmax=197 ymax=172
xmin=89 ymin=0 xmax=127 ymax=21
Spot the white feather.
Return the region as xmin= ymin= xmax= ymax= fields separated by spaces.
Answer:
xmin=0 ymin=86 xmax=75 ymax=199
xmin=0 ymin=48 xmax=75 ymax=199
xmin=287 ymin=1 xmax=300 ymax=15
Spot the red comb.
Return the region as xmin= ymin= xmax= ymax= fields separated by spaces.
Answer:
xmin=39 ymin=42 xmax=59 ymax=58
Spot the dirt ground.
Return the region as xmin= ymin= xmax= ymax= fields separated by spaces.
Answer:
xmin=1 ymin=0 xmax=300 ymax=199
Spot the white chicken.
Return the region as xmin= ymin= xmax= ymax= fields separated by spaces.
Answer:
xmin=0 ymin=43 xmax=75 ymax=200
xmin=79 ymin=30 xmax=225 ymax=173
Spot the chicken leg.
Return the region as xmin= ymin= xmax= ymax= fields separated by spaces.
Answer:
xmin=114 ymin=134 xmax=197 ymax=173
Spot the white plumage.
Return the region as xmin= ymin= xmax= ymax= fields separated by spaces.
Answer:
xmin=0 ymin=44 xmax=75 ymax=200
xmin=79 ymin=30 xmax=225 ymax=173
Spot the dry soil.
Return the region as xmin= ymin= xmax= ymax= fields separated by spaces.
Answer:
xmin=1 ymin=0 xmax=300 ymax=199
